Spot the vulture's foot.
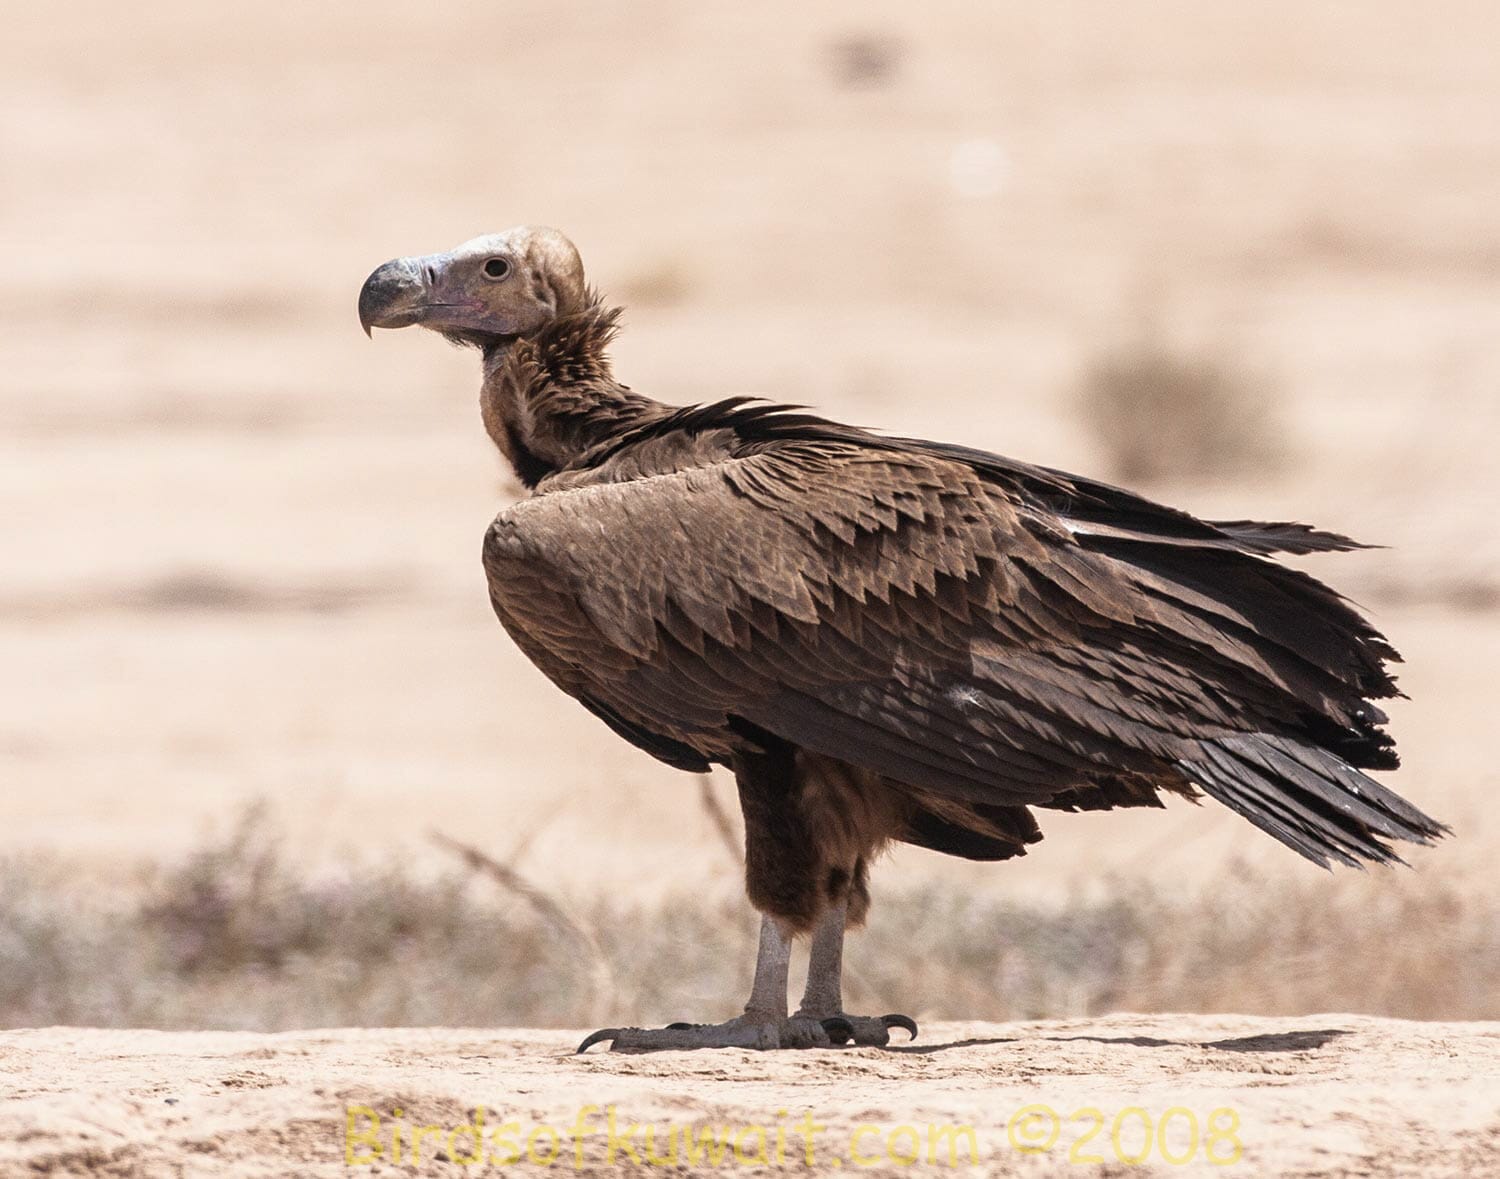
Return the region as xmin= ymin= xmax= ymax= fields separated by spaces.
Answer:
xmin=814 ymin=1012 xmax=919 ymax=1047
xmin=577 ymin=1014 xmax=828 ymax=1053
xmin=576 ymin=1012 xmax=916 ymax=1053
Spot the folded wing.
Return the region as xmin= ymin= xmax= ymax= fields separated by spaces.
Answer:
xmin=484 ymin=420 xmax=1445 ymax=868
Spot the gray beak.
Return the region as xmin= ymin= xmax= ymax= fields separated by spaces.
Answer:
xmin=358 ymin=256 xmax=433 ymax=337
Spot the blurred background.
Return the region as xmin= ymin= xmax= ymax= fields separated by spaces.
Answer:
xmin=3 ymin=0 xmax=1497 ymax=1029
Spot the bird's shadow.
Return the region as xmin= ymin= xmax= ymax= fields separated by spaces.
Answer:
xmin=884 ymin=1036 xmax=1018 ymax=1055
xmin=1199 ymin=1029 xmax=1351 ymax=1053
xmin=884 ymin=1028 xmax=1350 ymax=1056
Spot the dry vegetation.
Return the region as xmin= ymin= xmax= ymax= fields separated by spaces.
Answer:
xmin=1078 ymin=340 xmax=1281 ymax=485
xmin=2 ymin=807 xmax=1492 ymax=1032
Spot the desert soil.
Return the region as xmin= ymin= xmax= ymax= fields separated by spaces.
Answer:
xmin=3 ymin=1015 xmax=1498 ymax=1177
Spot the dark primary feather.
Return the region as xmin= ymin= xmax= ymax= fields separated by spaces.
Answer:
xmin=484 ymin=388 xmax=1445 ymax=871
xmin=1207 ymin=519 xmax=1373 ymax=555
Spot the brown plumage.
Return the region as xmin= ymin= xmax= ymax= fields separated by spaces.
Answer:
xmin=360 ymin=227 xmax=1446 ymax=1051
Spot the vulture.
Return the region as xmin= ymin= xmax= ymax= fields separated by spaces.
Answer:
xmin=359 ymin=226 xmax=1445 ymax=1052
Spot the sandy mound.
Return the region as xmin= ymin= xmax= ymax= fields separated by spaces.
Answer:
xmin=3 ymin=1015 xmax=1495 ymax=1176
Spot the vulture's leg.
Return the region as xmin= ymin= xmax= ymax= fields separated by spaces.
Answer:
xmin=575 ymin=913 xmax=836 ymax=1051
xmin=792 ymin=897 xmax=919 ymax=1047
xmin=797 ymin=898 xmax=848 ymax=1015
xmin=575 ymin=742 xmax=913 ymax=1052
xmin=744 ymin=910 xmax=794 ymax=1020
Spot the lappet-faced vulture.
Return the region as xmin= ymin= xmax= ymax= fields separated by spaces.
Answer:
xmin=359 ymin=227 xmax=1446 ymax=1051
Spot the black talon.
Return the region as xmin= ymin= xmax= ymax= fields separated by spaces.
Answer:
xmin=820 ymin=1017 xmax=855 ymax=1046
xmin=882 ymin=1014 xmax=919 ymax=1041
xmin=576 ymin=1028 xmax=623 ymax=1053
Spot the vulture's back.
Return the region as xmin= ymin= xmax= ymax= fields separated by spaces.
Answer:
xmin=482 ymin=400 xmax=1445 ymax=868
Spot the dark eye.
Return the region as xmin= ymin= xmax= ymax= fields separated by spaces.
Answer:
xmin=482 ymin=257 xmax=511 ymax=281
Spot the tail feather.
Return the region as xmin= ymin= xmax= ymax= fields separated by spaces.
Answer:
xmin=1207 ymin=519 xmax=1374 ymax=556
xmin=1184 ymin=751 xmax=1366 ymax=867
xmin=1181 ymin=734 xmax=1447 ymax=869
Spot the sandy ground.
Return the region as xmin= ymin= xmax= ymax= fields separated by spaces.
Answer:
xmin=3 ymin=1015 xmax=1497 ymax=1177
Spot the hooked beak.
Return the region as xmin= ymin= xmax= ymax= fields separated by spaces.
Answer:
xmin=358 ymin=254 xmax=458 ymax=337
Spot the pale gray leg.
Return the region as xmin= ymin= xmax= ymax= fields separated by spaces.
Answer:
xmin=794 ymin=898 xmax=847 ymax=1018
xmin=791 ymin=900 xmax=918 ymax=1047
xmin=744 ymin=912 xmax=793 ymax=1019
xmin=577 ymin=914 xmax=831 ymax=1052
xmin=576 ymin=907 xmax=916 ymax=1052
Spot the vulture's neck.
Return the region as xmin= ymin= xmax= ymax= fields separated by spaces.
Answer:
xmin=479 ymin=302 xmax=670 ymax=489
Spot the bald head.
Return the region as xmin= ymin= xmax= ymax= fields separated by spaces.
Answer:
xmin=358 ymin=226 xmax=588 ymax=344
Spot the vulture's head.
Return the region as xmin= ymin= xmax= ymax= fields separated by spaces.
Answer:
xmin=358 ymin=226 xmax=588 ymax=349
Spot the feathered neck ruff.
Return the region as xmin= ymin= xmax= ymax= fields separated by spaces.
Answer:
xmin=491 ymin=292 xmax=621 ymax=382
xmin=480 ymin=294 xmax=670 ymax=488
